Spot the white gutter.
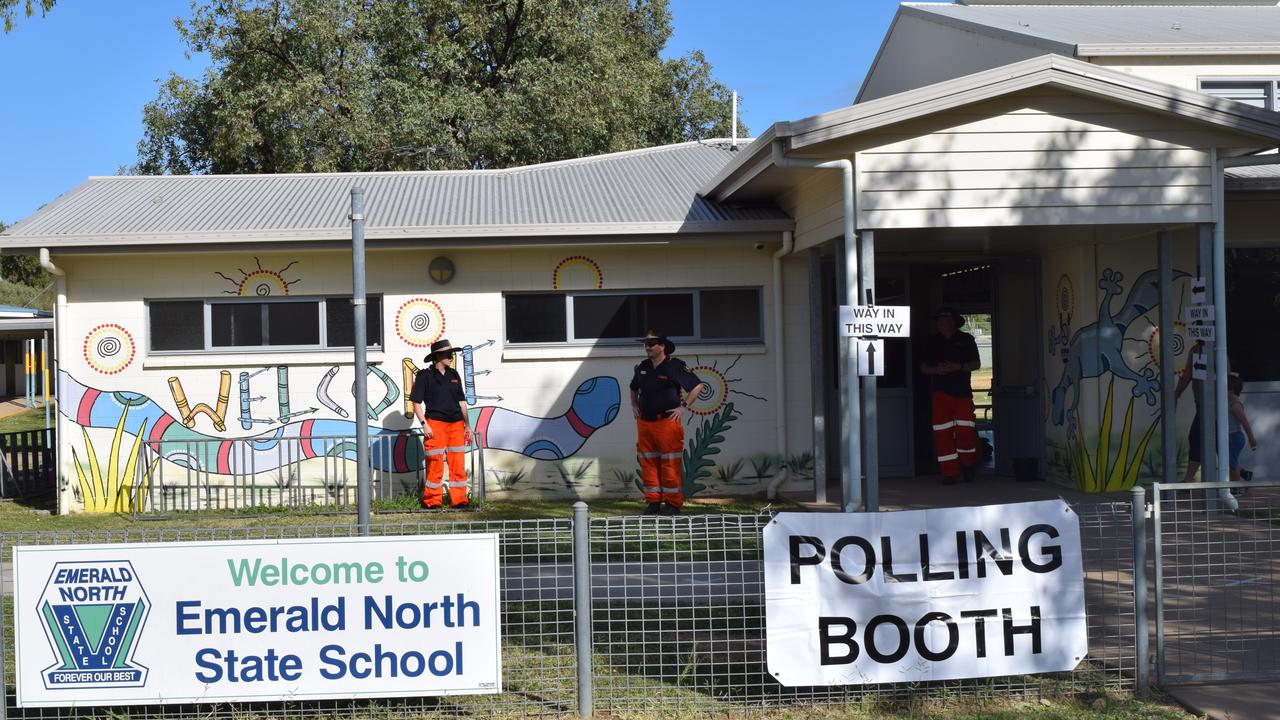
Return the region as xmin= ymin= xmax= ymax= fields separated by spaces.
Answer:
xmin=38 ymin=248 xmax=65 ymax=515
xmin=1212 ymin=152 xmax=1280 ymax=482
xmin=771 ymin=140 xmax=861 ymax=512
xmin=766 ymin=230 xmax=794 ymax=499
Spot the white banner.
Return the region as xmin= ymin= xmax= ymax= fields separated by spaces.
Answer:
xmin=13 ymin=534 xmax=501 ymax=707
xmin=764 ymin=501 xmax=1087 ymax=686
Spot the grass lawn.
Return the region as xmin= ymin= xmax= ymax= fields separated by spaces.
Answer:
xmin=755 ymin=694 xmax=1196 ymax=719
xmin=0 ymin=406 xmax=51 ymax=434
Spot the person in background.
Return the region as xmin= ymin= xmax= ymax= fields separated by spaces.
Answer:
xmin=1175 ymin=349 xmax=1238 ymax=512
xmin=1228 ymin=373 xmax=1258 ymax=492
xmin=411 ymin=339 xmax=472 ymax=509
xmin=920 ymin=307 xmax=981 ymax=485
xmin=630 ymin=331 xmax=705 ymax=515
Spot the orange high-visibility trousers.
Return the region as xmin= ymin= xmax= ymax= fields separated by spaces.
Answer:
xmin=423 ymin=419 xmax=469 ymax=507
xmin=637 ymin=417 xmax=684 ymax=508
xmin=931 ymin=391 xmax=978 ymax=478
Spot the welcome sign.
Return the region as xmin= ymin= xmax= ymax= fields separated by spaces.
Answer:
xmin=764 ymin=501 xmax=1087 ymax=686
xmin=13 ymin=534 xmax=501 ymax=707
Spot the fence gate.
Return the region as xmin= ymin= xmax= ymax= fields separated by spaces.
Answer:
xmin=1153 ymin=481 xmax=1280 ymax=684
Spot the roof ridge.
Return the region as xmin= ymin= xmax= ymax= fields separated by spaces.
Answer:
xmin=85 ymin=139 xmax=750 ymax=182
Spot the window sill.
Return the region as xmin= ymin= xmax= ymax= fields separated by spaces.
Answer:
xmin=143 ymin=350 xmax=386 ymax=370
xmin=502 ymin=344 xmax=766 ymax=361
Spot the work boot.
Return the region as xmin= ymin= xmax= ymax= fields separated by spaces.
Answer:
xmin=941 ymin=476 xmax=958 ymax=486
xmin=962 ymin=465 xmax=977 ymax=483
xmin=644 ymin=502 xmax=661 ymax=515
xmin=659 ymin=502 xmax=680 ymax=516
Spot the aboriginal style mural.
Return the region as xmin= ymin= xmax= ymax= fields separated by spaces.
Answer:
xmin=1043 ymin=248 xmax=1194 ymax=492
xmin=552 ymin=255 xmax=604 ymax=289
xmin=216 ymin=258 xmax=300 ymax=296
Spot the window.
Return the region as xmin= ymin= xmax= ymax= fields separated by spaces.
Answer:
xmin=504 ymin=288 xmax=762 ymax=345
xmin=1200 ymin=79 xmax=1278 ymax=110
xmin=148 ymin=296 xmax=382 ymax=352
xmin=1226 ymin=249 xmax=1280 ymax=381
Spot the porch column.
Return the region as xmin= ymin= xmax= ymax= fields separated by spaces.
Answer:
xmin=859 ymin=229 xmax=878 ymax=512
xmin=808 ymin=247 xmax=827 ymax=503
xmin=1197 ymin=223 xmax=1218 ymax=489
xmin=1157 ymin=231 xmax=1176 ymax=483
xmin=835 ymin=235 xmax=862 ymax=510
xmin=1212 ymin=206 xmax=1230 ymax=483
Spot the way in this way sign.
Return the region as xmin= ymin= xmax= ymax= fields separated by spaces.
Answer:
xmin=857 ymin=339 xmax=884 ymax=377
xmin=839 ymin=305 xmax=911 ymax=338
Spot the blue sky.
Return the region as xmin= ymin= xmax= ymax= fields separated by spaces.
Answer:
xmin=0 ymin=0 xmax=902 ymax=224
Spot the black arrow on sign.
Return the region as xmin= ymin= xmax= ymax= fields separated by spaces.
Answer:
xmin=866 ymin=342 xmax=877 ymax=376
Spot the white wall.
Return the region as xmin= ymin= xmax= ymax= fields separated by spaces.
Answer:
xmin=1093 ymin=56 xmax=1280 ymax=92
xmin=55 ymin=243 xmax=809 ymax=512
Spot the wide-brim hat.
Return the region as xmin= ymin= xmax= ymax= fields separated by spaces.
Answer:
xmin=641 ymin=330 xmax=675 ymax=355
xmin=933 ymin=306 xmax=966 ymax=328
xmin=425 ymin=338 xmax=462 ymax=362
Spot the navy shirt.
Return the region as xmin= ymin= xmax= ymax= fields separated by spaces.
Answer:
xmin=921 ymin=331 xmax=980 ymax=398
xmin=630 ymin=357 xmax=701 ymax=419
xmin=410 ymin=366 xmax=466 ymax=422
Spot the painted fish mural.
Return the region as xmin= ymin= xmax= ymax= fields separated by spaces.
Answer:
xmin=60 ymin=372 xmax=620 ymax=475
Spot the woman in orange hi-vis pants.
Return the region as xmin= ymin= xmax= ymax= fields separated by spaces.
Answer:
xmin=410 ymin=339 xmax=473 ymax=509
xmin=919 ymin=308 xmax=982 ymax=486
xmin=630 ymin=331 xmax=706 ymax=516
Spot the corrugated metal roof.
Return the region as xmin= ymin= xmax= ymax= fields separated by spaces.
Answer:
xmin=1 ymin=141 xmax=790 ymax=250
xmin=1227 ymin=163 xmax=1280 ymax=189
xmin=905 ymin=3 xmax=1280 ymax=53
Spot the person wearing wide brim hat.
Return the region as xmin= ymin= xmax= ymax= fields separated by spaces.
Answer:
xmin=629 ymin=330 xmax=705 ymax=516
xmin=920 ymin=307 xmax=982 ymax=486
xmin=409 ymin=338 xmax=472 ymax=509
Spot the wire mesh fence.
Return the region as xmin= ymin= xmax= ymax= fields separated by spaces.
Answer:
xmin=0 ymin=501 xmax=1146 ymax=719
xmin=1154 ymin=480 xmax=1280 ymax=684
xmin=0 ymin=518 xmax=574 ymax=719
xmin=589 ymin=500 xmax=1141 ymax=714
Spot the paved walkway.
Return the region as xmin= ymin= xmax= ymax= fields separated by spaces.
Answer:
xmin=1167 ymin=682 xmax=1280 ymax=719
xmin=0 ymin=397 xmax=42 ymax=420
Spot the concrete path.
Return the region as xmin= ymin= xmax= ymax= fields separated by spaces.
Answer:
xmin=1167 ymin=682 xmax=1280 ymax=720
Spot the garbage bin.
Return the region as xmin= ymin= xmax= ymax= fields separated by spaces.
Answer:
xmin=1013 ymin=456 xmax=1040 ymax=482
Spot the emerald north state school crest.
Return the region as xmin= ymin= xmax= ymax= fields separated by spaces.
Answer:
xmin=36 ymin=560 xmax=149 ymax=690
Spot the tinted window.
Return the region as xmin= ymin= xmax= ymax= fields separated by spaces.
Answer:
xmin=700 ymin=289 xmax=761 ymax=340
xmin=506 ymin=294 xmax=567 ymax=343
xmin=149 ymin=300 xmax=204 ymax=351
xmin=1226 ymin=248 xmax=1280 ymax=381
xmin=266 ymin=301 xmax=320 ymax=346
xmin=326 ymin=296 xmax=383 ymax=347
xmin=574 ymin=293 xmax=693 ymax=340
xmin=211 ymin=303 xmax=264 ymax=347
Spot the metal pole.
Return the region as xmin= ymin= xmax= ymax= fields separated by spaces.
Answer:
xmin=859 ymin=229 xmax=878 ymax=512
xmin=834 ymin=236 xmax=854 ymax=509
xmin=1196 ymin=224 xmax=1218 ymax=506
xmin=1152 ymin=482 xmax=1166 ymax=685
xmin=572 ymin=501 xmax=594 ymax=719
xmin=350 ymin=188 xmax=371 ymax=535
xmin=1157 ymin=232 xmax=1176 ymax=484
xmin=1131 ymin=485 xmax=1150 ymax=696
xmin=808 ymin=248 xmax=827 ymax=503
xmin=1211 ymin=176 xmax=1229 ymax=484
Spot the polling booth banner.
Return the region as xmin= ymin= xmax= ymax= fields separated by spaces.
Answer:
xmin=764 ymin=501 xmax=1087 ymax=686
xmin=12 ymin=534 xmax=501 ymax=707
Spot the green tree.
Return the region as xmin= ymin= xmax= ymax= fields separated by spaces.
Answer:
xmin=135 ymin=0 xmax=745 ymax=175
xmin=0 ymin=220 xmax=52 ymax=306
xmin=1 ymin=0 xmax=54 ymax=33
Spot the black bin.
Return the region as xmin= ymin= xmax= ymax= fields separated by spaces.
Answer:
xmin=1013 ymin=456 xmax=1040 ymax=482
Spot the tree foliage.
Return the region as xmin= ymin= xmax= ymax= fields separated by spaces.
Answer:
xmin=0 ymin=220 xmax=52 ymax=307
xmin=135 ymin=0 xmax=745 ymax=175
xmin=1 ymin=0 xmax=54 ymax=33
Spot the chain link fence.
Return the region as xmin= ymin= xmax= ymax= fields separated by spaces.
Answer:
xmin=1154 ymin=480 xmax=1280 ymax=684
xmin=0 ymin=499 xmax=1146 ymax=719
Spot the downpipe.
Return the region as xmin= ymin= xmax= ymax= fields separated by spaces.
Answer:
xmin=38 ymin=249 xmax=65 ymax=514
xmin=766 ymin=230 xmax=794 ymax=499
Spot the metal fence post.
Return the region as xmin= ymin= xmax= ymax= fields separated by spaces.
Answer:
xmin=1131 ymin=486 xmax=1150 ymax=696
xmin=1152 ymin=482 xmax=1166 ymax=685
xmin=572 ymin=501 xmax=593 ymax=719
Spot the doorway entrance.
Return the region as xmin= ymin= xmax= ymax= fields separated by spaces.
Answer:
xmin=816 ymin=251 xmax=1043 ymax=500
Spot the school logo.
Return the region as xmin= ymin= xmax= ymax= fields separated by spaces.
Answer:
xmin=36 ymin=560 xmax=149 ymax=690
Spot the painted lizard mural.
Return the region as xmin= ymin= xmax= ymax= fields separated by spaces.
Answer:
xmin=1050 ymin=268 xmax=1188 ymax=429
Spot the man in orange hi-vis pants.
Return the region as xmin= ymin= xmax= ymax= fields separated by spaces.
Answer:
xmin=919 ymin=307 xmax=982 ymax=486
xmin=630 ymin=331 xmax=705 ymax=516
xmin=411 ymin=338 xmax=472 ymax=509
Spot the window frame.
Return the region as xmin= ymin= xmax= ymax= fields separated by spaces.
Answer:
xmin=1198 ymin=77 xmax=1280 ymax=111
xmin=145 ymin=294 xmax=383 ymax=354
xmin=503 ymin=287 xmax=764 ymax=347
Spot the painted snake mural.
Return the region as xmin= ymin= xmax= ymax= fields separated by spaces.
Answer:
xmin=60 ymin=372 xmax=620 ymax=475
xmin=1050 ymin=268 xmax=1188 ymax=428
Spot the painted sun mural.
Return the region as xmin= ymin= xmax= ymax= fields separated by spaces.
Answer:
xmin=217 ymin=258 xmax=300 ymax=296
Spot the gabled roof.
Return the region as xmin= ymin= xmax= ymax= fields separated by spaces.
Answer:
xmin=703 ymin=54 xmax=1280 ymax=202
xmin=1 ymin=141 xmax=790 ymax=252
xmin=902 ymin=3 xmax=1280 ymax=57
